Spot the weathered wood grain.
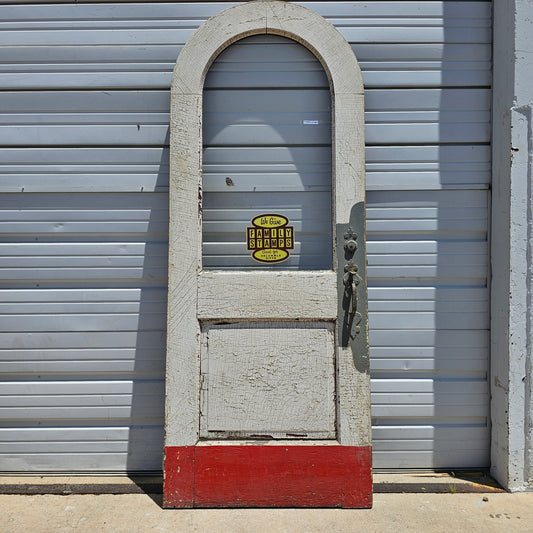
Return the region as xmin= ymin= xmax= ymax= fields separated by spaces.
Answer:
xmin=200 ymin=322 xmax=336 ymax=438
xmin=164 ymin=444 xmax=373 ymax=508
xmin=165 ymin=91 xmax=202 ymax=446
xmin=198 ymin=271 xmax=337 ymax=320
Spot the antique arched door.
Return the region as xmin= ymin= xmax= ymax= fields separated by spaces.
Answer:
xmin=164 ymin=1 xmax=370 ymax=508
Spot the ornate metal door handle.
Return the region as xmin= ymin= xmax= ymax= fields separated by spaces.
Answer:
xmin=343 ymin=262 xmax=361 ymax=316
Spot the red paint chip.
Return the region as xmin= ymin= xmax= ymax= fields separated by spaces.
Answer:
xmin=163 ymin=446 xmax=194 ymax=508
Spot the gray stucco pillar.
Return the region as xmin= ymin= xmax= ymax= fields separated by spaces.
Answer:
xmin=491 ymin=0 xmax=533 ymax=491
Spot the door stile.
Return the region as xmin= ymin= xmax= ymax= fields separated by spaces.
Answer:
xmin=333 ymin=92 xmax=370 ymax=447
xmin=166 ymin=91 xmax=203 ymax=448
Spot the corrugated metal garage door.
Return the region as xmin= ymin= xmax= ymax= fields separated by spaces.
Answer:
xmin=0 ymin=2 xmax=491 ymax=472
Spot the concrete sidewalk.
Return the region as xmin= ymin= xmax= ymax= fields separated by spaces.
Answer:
xmin=0 ymin=474 xmax=531 ymax=533
xmin=2 ymin=491 xmax=533 ymax=533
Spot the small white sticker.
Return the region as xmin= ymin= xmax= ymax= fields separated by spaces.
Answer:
xmin=303 ymin=120 xmax=319 ymax=125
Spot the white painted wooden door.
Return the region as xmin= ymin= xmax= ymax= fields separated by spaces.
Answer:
xmin=166 ymin=24 xmax=367 ymax=449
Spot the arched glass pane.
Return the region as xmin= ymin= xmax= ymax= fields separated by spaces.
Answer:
xmin=202 ymin=35 xmax=332 ymax=270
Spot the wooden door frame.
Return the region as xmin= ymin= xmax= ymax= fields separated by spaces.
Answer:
xmin=164 ymin=0 xmax=370 ymax=507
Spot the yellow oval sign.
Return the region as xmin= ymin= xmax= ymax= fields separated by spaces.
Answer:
xmin=252 ymin=248 xmax=289 ymax=263
xmin=251 ymin=214 xmax=288 ymax=229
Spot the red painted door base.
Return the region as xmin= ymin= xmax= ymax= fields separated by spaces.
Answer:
xmin=163 ymin=445 xmax=372 ymax=508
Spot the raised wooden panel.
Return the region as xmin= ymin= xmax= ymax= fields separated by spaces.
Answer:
xmin=200 ymin=322 xmax=336 ymax=439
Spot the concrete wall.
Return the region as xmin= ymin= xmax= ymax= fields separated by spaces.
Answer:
xmin=491 ymin=0 xmax=533 ymax=491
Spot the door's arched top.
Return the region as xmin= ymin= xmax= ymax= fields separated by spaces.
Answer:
xmin=171 ymin=0 xmax=363 ymax=97
xmin=170 ymin=0 xmax=366 ymax=227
